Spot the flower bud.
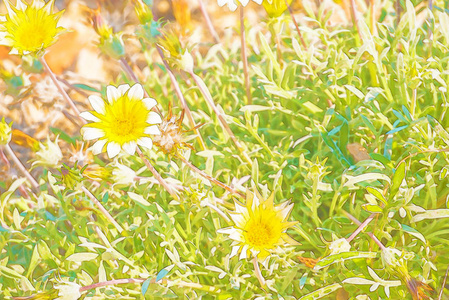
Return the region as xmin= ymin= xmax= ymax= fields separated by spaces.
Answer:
xmin=328 ymin=238 xmax=351 ymax=255
xmin=31 ymin=136 xmax=63 ymax=168
xmin=0 ymin=118 xmax=12 ymax=146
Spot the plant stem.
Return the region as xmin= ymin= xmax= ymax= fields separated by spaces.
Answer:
xmin=137 ymin=147 xmax=180 ymax=199
xmin=438 ymin=264 xmax=449 ymax=300
xmin=81 ymin=186 xmax=124 ymax=233
xmin=188 ymin=71 xmax=253 ymax=167
xmin=239 ymin=6 xmax=252 ymax=105
xmin=40 ymin=56 xmax=86 ymax=125
xmin=4 ymin=144 xmax=39 ymax=190
xmin=343 ymin=210 xmax=385 ymax=249
xmin=349 ymin=0 xmax=362 ymax=41
xmin=176 ymin=154 xmax=245 ymax=199
xmin=346 ymin=213 xmax=375 ymax=243
xmin=79 ymin=277 xmax=220 ymax=293
xmin=197 ymin=0 xmax=220 ymax=44
xmin=80 ymin=278 xmax=146 ymax=292
xmin=285 ymin=0 xmax=306 ymax=48
xmin=156 ymin=46 xmax=206 ymax=150
xmin=252 ymin=257 xmax=266 ymax=290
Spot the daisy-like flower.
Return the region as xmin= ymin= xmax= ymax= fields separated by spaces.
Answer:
xmin=0 ymin=0 xmax=65 ymax=55
xmin=218 ymin=189 xmax=298 ymax=262
xmin=80 ymin=83 xmax=162 ymax=158
xmin=217 ymin=0 xmax=262 ymax=12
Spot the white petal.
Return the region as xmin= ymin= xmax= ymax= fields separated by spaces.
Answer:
xmin=82 ymin=127 xmax=105 ymax=140
xmin=229 ymin=230 xmax=243 ymax=242
xmin=122 ymin=141 xmax=137 ymax=155
xmin=91 ymin=139 xmax=107 ymax=155
xmin=117 ymin=84 xmax=130 ymax=96
xmin=229 ymin=213 xmax=245 ymax=227
xmin=147 ymin=112 xmax=162 ymax=124
xmin=127 ymin=84 xmax=144 ymax=100
xmin=239 ymin=245 xmax=248 ymax=260
xmin=80 ymin=111 xmax=100 ymax=122
xmin=107 ymin=86 xmax=121 ymax=103
xmin=107 ymin=142 xmax=121 ymax=158
xmin=137 ymin=137 xmax=153 ymax=150
xmin=217 ymin=0 xmax=226 ymax=6
xmin=252 ymin=0 xmax=262 ymax=4
xmin=88 ymin=95 xmax=106 ymax=114
xmin=217 ymin=227 xmax=235 ymax=235
xmin=142 ymin=98 xmax=157 ymax=110
xmin=230 ymin=246 xmax=240 ymax=258
xmin=239 ymin=0 xmax=249 ymax=6
xmin=144 ymin=125 xmax=161 ymax=135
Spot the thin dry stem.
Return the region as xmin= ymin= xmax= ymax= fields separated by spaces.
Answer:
xmin=252 ymin=257 xmax=266 ymax=290
xmin=80 ymin=278 xmax=146 ymax=292
xmin=285 ymin=0 xmax=306 ymax=48
xmin=239 ymin=6 xmax=252 ymax=105
xmin=188 ymin=71 xmax=253 ymax=166
xmin=137 ymin=147 xmax=180 ymax=199
xmin=176 ymin=153 xmax=245 ymax=199
xmin=438 ymin=264 xmax=449 ymax=300
xmin=349 ymin=0 xmax=362 ymax=41
xmin=346 ymin=213 xmax=375 ymax=243
xmin=343 ymin=210 xmax=385 ymax=250
xmin=81 ymin=186 xmax=124 ymax=233
xmin=156 ymin=46 xmax=206 ymax=150
xmin=4 ymin=144 xmax=39 ymax=190
xmin=198 ymin=0 xmax=220 ymax=44
xmin=41 ymin=56 xmax=86 ymax=125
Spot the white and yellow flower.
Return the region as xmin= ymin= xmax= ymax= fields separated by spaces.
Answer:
xmin=0 ymin=0 xmax=65 ymax=55
xmin=217 ymin=0 xmax=262 ymax=11
xmin=80 ymin=83 xmax=162 ymax=158
xmin=218 ymin=189 xmax=298 ymax=262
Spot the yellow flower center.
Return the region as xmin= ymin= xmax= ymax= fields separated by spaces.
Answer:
xmin=3 ymin=6 xmax=60 ymax=53
xmin=91 ymin=95 xmax=151 ymax=145
xmin=243 ymin=209 xmax=282 ymax=249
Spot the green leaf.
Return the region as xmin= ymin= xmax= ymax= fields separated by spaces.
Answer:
xmin=412 ymin=209 xmax=449 ymax=222
xmin=72 ymin=83 xmax=101 ymax=93
xmin=66 ymin=252 xmax=99 ymax=262
xmin=389 ymin=162 xmax=406 ymax=200
xmin=298 ymin=283 xmax=342 ymax=300
xmin=366 ymin=187 xmax=388 ymax=205
xmin=362 ymin=204 xmax=383 ymax=213
xmin=313 ymin=251 xmax=377 ymax=271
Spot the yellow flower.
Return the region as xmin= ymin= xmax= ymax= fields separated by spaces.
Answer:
xmin=80 ymin=83 xmax=162 ymax=158
xmin=218 ymin=189 xmax=298 ymax=261
xmin=262 ymin=0 xmax=293 ymax=18
xmin=0 ymin=0 xmax=65 ymax=55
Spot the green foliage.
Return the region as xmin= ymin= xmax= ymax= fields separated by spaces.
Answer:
xmin=1 ymin=0 xmax=449 ymax=299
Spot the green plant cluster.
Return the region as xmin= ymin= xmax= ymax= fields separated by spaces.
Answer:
xmin=1 ymin=0 xmax=449 ymax=299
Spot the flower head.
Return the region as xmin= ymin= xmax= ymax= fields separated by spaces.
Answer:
xmin=218 ymin=189 xmax=298 ymax=262
xmin=80 ymin=83 xmax=162 ymax=158
xmin=0 ymin=0 xmax=65 ymax=55
xmin=153 ymin=105 xmax=195 ymax=156
xmin=217 ymin=0 xmax=262 ymax=11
